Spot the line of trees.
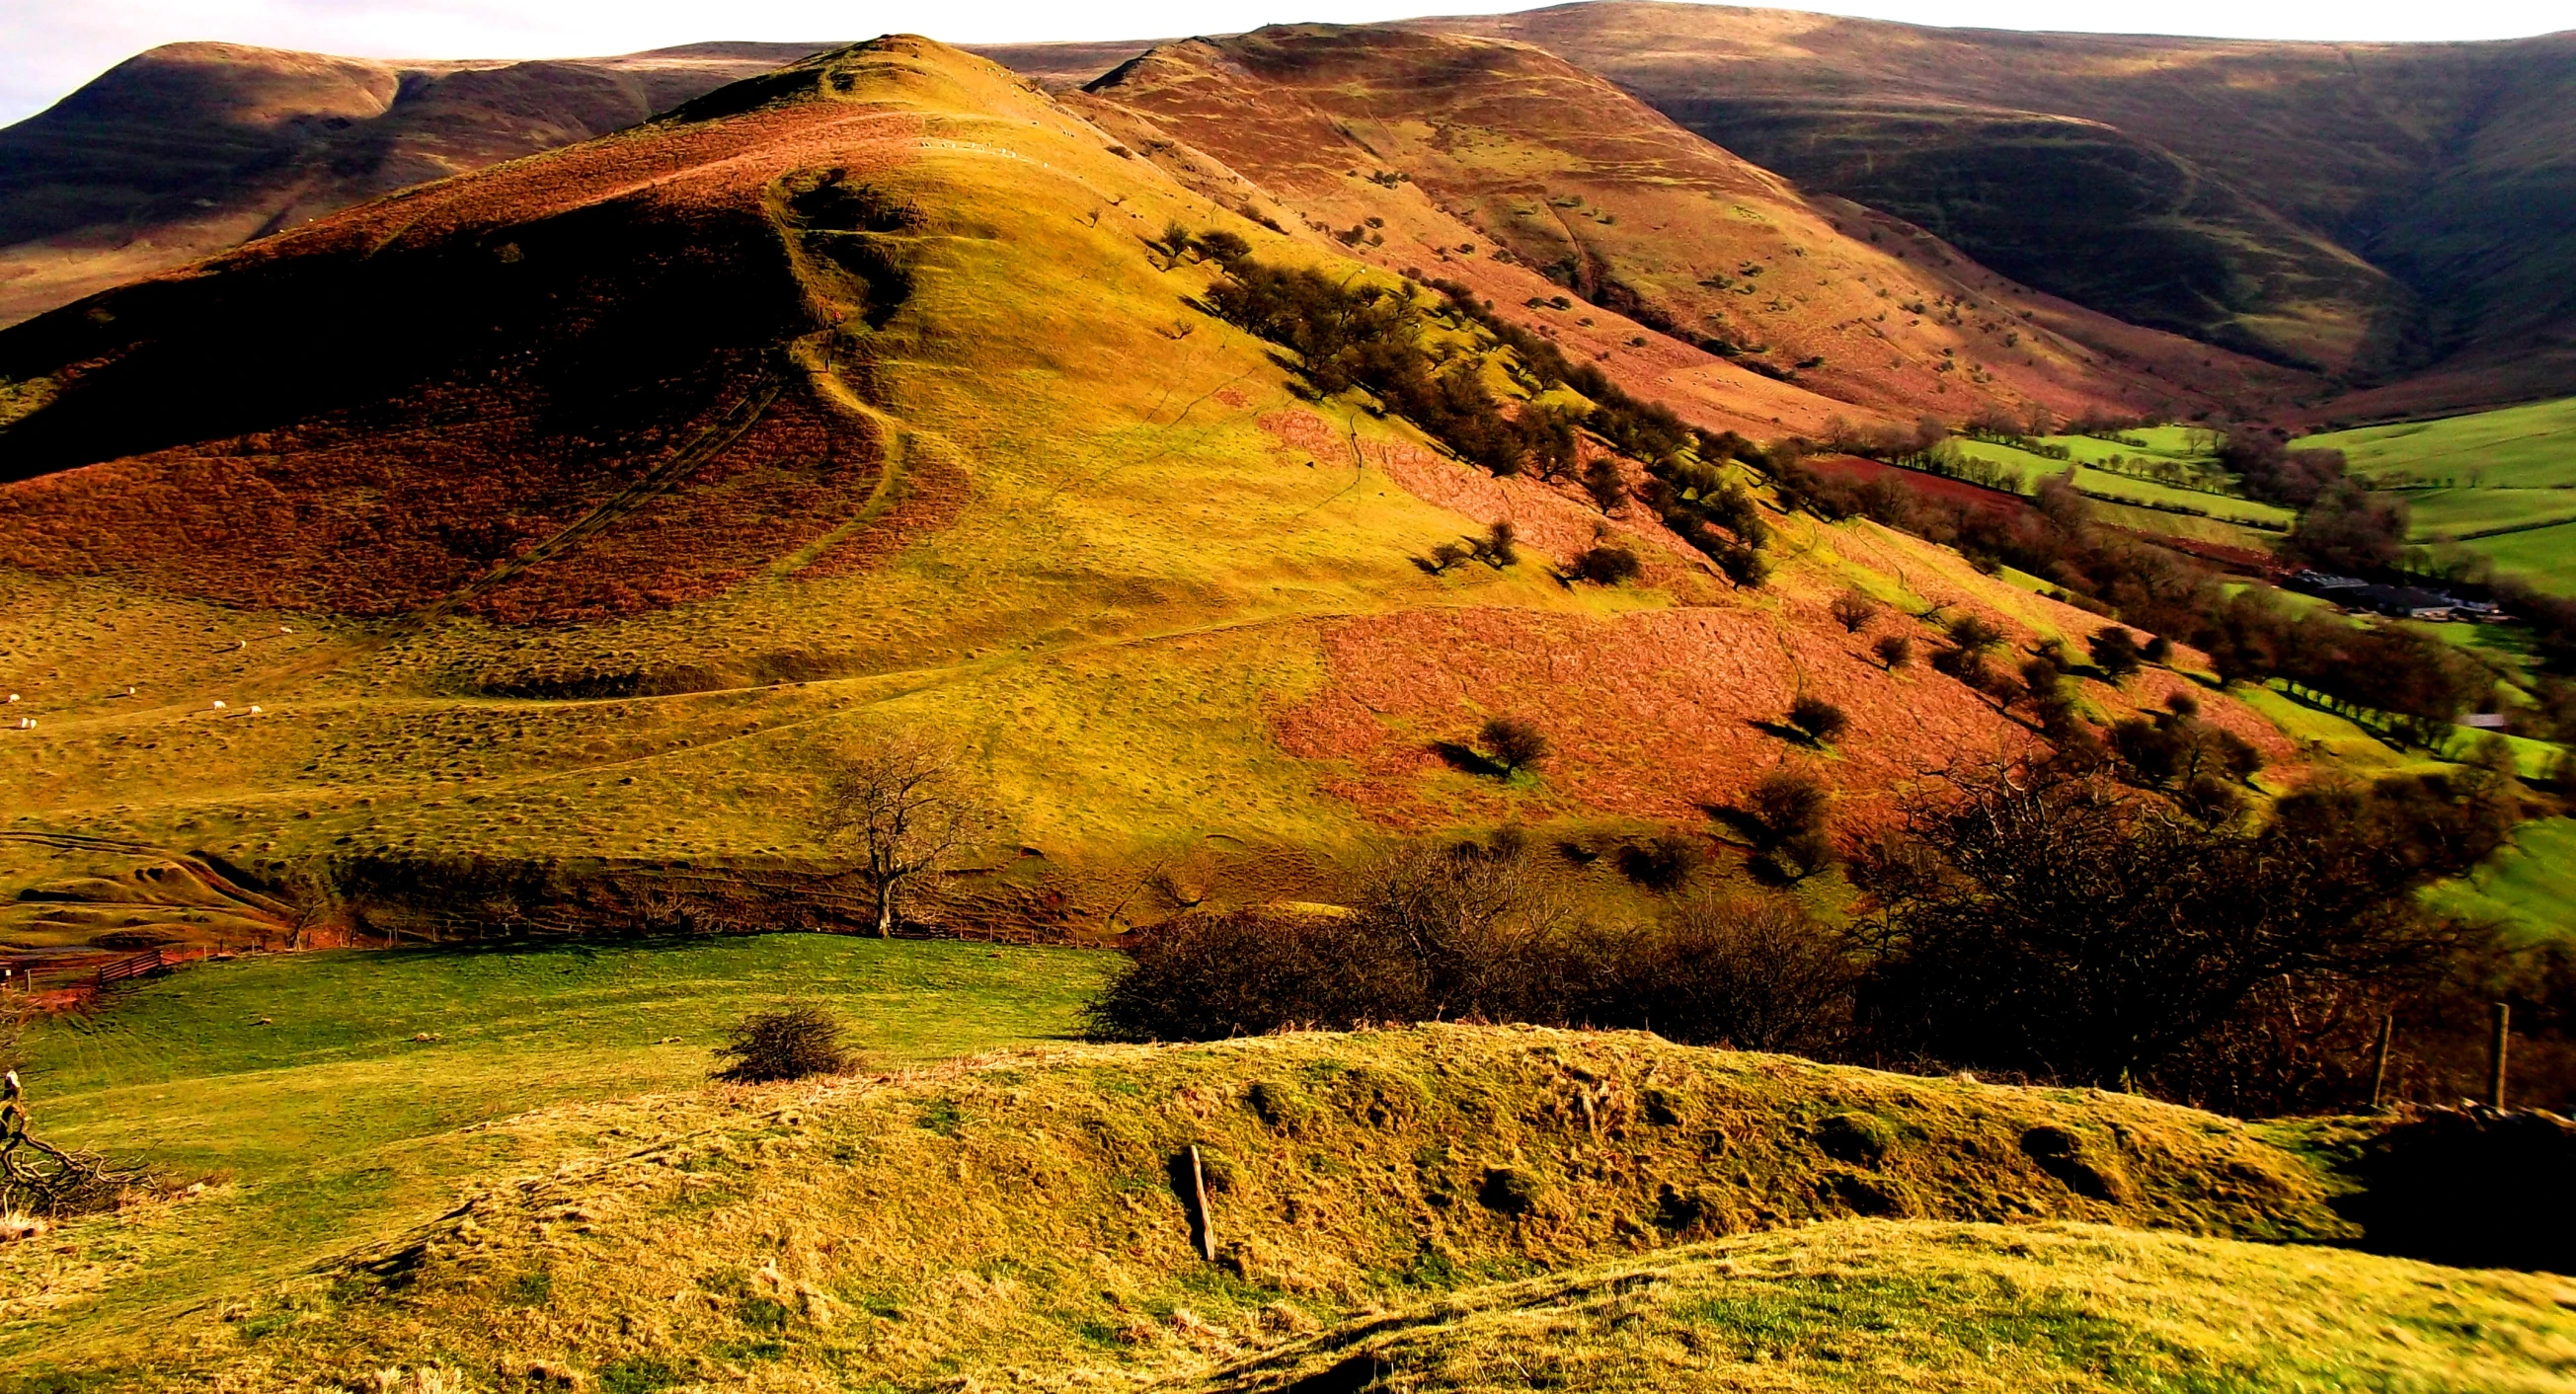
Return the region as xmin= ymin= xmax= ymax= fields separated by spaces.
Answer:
xmin=1088 ymin=752 xmax=2535 ymax=1116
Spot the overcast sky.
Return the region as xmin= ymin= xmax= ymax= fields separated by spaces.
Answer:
xmin=6 ymin=0 xmax=2570 ymax=126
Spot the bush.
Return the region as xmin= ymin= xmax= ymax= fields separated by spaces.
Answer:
xmin=1480 ymin=716 xmax=1550 ymax=774
xmin=1745 ymin=768 xmax=1836 ymax=882
xmin=1830 ymin=591 xmax=1880 ymax=632
xmin=1946 ymin=614 xmax=2005 ymax=652
xmin=1873 ymin=634 xmax=1913 ymax=669
xmin=1713 ymin=539 xmax=1769 ymax=588
xmin=2090 ymin=627 xmax=2143 ymax=681
xmin=1571 ymin=546 xmax=1641 ymax=585
xmin=1582 ymin=457 xmax=1627 ymax=512
xmin=1786 ymin=695 xmax=1848 ymax=744
xmin=714 ymin=1005 xmax=853 ymax=1083
xmin=1625 ymin=890 xmax=1853 ymax=1050
xmin=1849 ymin=761 xmax=2512 ymax=1090
xmin=1474 ymin=520 xmax=1518 ymax=568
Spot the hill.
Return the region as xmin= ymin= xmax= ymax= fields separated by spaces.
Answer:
xmin=0 ymin=35 xmax=2291 ymax=946
xmin=9 ymin=1014 xmax=2567 ymax=1388
xmin=1075 ymin=26 xmax=2308 ymax=431
xmin=0 ymin=39 xmax=830 ymax=327
xmin=1406 ymin=1 xmax=2576 ymax=411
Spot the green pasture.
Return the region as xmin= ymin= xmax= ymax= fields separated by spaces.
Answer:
xmin=2302 ymin=395 xmax=2576 ymax=490
xmin=2430 ymin=816 xmax=2576 ymax=944
xmin=6 ymin=935 xmax=1108 ymax=1358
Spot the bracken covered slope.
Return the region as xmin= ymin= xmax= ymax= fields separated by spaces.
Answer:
xmin=0 ymin=36 xmax=2291 ymax=944
xmin=1410 ymin=1 xmax=2576 ymax=411
xmin=0 ymin=39 xmax=831 ymax=326
xmin=1077 ymin=27 xmax=2307 ymax=431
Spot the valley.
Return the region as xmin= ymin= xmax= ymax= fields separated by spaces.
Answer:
xmin=0 ymin=10 xmax=2572 ymax=1392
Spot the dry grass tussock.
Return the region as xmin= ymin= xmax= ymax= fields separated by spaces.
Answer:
xmin=39 ymin=1025 xmax=2433 ymax=1391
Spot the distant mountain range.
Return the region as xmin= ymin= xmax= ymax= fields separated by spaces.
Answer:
xmin=7 ymin=4 xmax=2568 ymax=419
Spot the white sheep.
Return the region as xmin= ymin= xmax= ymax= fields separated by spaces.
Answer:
xmin=212 ymin=700 xmax=226 ymax=710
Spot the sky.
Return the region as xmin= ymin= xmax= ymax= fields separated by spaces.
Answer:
xmin=5 ymin=0 xmax=2571 ymax=126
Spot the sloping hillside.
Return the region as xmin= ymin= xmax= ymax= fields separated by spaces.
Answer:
xmin=1077 ymin=27 xmax=2307 ymax=429
xmin=0 ymin=35 xmax=2288 ymax=942
xmin=10 ymin=1022 xmax=2565 ymax=1389
xmin=0 ymin=39 xmax=830 ymax=326
xmin=1410 ymin=1 xmax=2576 ymax=408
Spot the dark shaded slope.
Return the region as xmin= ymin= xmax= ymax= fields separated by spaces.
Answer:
xmin=0 ymin=40 xmax=832 ymax=326
xmin=1410 ymin=2 xmax=2576 ymax=407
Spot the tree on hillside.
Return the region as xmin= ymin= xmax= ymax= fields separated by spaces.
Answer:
xmin=815 ymin=733 xmax=994 ymax=937
xmin=1848 ymin=761 xmax=2508 ymax=1089
xmin=1480 ymin=716 xmax=1550 ymax=775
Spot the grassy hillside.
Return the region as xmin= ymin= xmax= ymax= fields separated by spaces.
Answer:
xmin=1185 ymin=1224 xmax=2573 ymax=1393
xmin=0 ymin=36 xmax=2294 ymax=946
xmin=2300 ymin=396 xmax=2576 ymax=590
xmin=2 ymin=937 xmax=1104 ymax=1364
xmin=12 ymin=1014 xmax=2486 ymax=1388
xmin=1414 ymin=2 xmax=2576 ymax=409
xmin=0 ymin=40 xmax=833 ymax=327
xmin=1079 ymin=27 xmax=2305 ymax=430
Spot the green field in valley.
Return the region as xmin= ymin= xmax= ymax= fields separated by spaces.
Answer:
xmin=2299 ymin=398 xmax=2576 ymax=591
xmin=4 ymin=934 xmax=1109 ymax=1362
xmin=2304 ymin=396 xmax=2576 ymax=490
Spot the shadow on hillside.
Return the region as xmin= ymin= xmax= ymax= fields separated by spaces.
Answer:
xmin=1429 ymin=740 xmax=1507 ymax=777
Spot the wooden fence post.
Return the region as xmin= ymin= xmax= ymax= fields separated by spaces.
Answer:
xmin=2370 ymin=1013 xmax=2395 ymax=1110
xmin=2489 ymin=1002 xmax=2512 ymax=1110
xmin=1186 ymin=1144 xmax=1216 ymax=1263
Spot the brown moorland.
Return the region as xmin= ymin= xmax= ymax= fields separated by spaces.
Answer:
xmin=1410 ymin=1 xmax=2576 ymax=412
xmin=1076 ymin=26 xmax=2313 ymax=430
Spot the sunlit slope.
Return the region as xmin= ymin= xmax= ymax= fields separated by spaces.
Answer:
xmin=1413 ymin=1 xmax=2576 ymax=408
xmin=0 ymin=38 xmax=2292 ymax=939
xmin=1079 ymin=27 xmax=2303 ymax=430
xmin=7 ymin=1023 xmax=2451 ymax=1388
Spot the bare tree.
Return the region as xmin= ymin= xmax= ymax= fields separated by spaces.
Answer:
xmin=816 ymin=733 xmax=993 ymax=937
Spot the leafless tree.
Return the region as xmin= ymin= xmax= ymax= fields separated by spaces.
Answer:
xmin=816 ymin=733 xmax=993 ymax=937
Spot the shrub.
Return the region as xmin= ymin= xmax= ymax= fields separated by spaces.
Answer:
xmin=1616 ymin=832 xmax=1705 ymax=890
xmin=1195 ymin=229 xmax=1252 ymax=267
xmin=2143 ymin=635 xmax=2174 ymax=664
xmin=1849 ymin=760 xmax=2513 ymax=1090
xmin=1830 ymin=591 xmax=1880 ymax=633
xmin=1474 ymin=520 xmax=1518 ymax=568
xmin=1626 ymin=889 xmax=1853 ymax=1050
xmin=1582 ymin=457 xmax=1627 ymax=512
xmin=1571 ymin=546 xmax=1641 ymax=585
xmin=1786 ymin=695 xmax=1848 ymax=744
xmin=1713 ymin=539 xmax=1769 ymax=588
xmin=714 ymin=1005 xmax=853 ymax=1083
xmin=1744 ymin=768 xmax=1836 ymax=881
xmin=2090 ymin=627 xmax=2143 ymax=681
xmin=1425 ymin=540 xmax=1472 ymax=574
xmin=1873 ymin=634 xmax=1913 ymax=669
xmin=1480 ymin=716 xmax=1550 ymax=774
xmin=1946 ymin=614 xmax=2005 ymax=652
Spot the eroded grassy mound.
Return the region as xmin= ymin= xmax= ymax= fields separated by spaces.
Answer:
xmin=12 ymin=1025 xmax=2377 ymax=1388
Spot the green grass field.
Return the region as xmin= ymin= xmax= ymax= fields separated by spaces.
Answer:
xmin=6 ymin=934 xmax=1108 ymax=1362
xmin=2304 ymin=396 xmax=2576 ymax=490
xmin=2298 ymin=398 xmax=2576 ymax=591
xmin=2429 ymin=816 xmax=2576 ymax=944
xmin=1941 ymin=434 xmax=2293 ymax=539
